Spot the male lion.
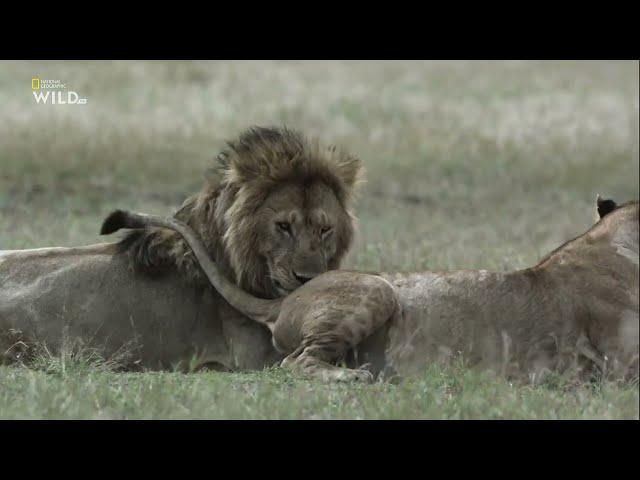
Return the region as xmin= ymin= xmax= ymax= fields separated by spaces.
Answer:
xmin=0 ymin=127 xmax=363 ymax=371
xmin=103 ymin=197 xmax=639 ymax=382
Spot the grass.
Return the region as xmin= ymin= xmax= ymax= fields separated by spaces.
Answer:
xmin=0 ymin=60 xmax=638 ymax=419
xmin=1 ymin=354 xmax=637 ymax=419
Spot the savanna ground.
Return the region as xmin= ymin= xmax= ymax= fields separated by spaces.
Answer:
xmin=0 ymin=61 xmax=638 ymax=419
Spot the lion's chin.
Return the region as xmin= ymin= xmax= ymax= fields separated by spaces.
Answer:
xmin=272 ymin=279 xmax=298 ymax=297
xmin=275 ymin=287 xmax=291 ymax=297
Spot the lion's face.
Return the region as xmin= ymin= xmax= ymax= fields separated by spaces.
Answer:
xmin=121 ymin=127 xmax=362 ymax=299
xmin=254 ymin=181 xmax=351 ymax=295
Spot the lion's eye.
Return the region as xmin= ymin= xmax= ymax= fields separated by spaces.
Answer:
xmin=277 ymin=222 xmax=291 ymax=234
xmin=320 ymin=226 xmax=333 ymax=237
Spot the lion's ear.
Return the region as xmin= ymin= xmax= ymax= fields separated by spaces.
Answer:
xmin=596 ymin=194 xmax=618 ymax=219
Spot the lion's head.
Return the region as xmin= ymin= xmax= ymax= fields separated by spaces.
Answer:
xmin=118 ymin=127 xmax=364 ymax=298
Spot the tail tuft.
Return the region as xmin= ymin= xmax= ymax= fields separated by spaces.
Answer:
xmin=100 ymin=209 xmax=141 ymax=235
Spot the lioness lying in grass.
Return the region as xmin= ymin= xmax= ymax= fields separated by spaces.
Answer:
xmin=102 ymin=196 xmax=639 ymax=383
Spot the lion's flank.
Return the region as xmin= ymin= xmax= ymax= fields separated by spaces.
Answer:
xmin=114 ymin=126 xmax=364 ymax=296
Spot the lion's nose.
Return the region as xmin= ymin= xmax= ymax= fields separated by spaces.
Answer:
xmin=293 ymin=271 xmax=315 ymax=285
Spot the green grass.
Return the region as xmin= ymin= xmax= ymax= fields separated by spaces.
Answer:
xmin=1 ymin=60 xmax=638 ymax=419
xmin=1 ymin=356 xmax=637 ymax=419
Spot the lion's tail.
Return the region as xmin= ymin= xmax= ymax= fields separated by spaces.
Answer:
xmin=100 ymin=209 xmax=281 ymax=330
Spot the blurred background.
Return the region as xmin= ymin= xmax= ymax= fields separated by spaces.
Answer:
xmin=1 ymin=61 xmax=638 ymax=272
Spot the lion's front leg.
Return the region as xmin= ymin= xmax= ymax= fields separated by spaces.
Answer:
xmin=273 ymin=272 xmax=401 ymax=383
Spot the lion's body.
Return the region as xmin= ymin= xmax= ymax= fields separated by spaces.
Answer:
xmin=384 ymin=265 xmax=634 ymax=380
xmin=0 ymin=127 xmax=362 ymax=370
xmin=0 ymin=244 xmax=279 ymax=370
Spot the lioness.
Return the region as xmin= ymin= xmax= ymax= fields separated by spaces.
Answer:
xmin=103 ymin=197 xmax=639 ymax=382
xmin=0 ymin=127 xmax=363 ymax=371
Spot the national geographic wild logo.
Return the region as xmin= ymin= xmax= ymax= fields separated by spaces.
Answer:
xmin=32 ymin=77 xmax=87 ymax=105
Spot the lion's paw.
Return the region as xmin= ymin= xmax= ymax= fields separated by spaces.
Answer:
xmin=324 ymin=368 xmax=374 ymax=383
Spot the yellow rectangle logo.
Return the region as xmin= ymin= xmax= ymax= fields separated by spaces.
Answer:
xmin=32 ymin=77 xmax=40 ymax=90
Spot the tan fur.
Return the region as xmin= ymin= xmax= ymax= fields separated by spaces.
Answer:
xmin=133 ymin=199 xmax=639 ymax=383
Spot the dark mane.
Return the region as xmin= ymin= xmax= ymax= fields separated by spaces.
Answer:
xmin=111 ymin=126 xmax=363 ymax=297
